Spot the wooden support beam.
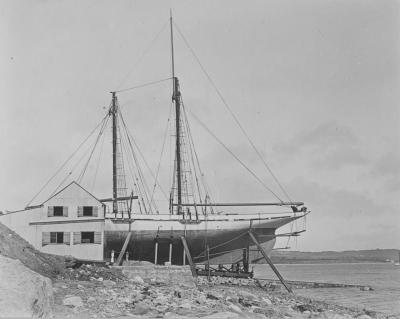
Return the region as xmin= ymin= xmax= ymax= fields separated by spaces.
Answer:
xmin=154 ymin=241 xmax=159 ymax=265
xmin=180 ymin=236 xmax=197 ymax=278
xmin=248 ymin=231 xmax=293 ymax=293
xmin=100 ymin=196 xmax=138 ymax=203
xmin=115 ymin=232 xmax=132 ymax=266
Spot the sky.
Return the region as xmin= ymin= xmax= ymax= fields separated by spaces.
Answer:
xmin=1 ymin=0 xmax=399 ymax=251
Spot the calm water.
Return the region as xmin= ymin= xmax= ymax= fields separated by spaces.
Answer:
xmin=253 ymin=263 xmax=400 ymax=316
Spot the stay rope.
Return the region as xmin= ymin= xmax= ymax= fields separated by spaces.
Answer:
xmin=173 ymin=22 xmax=292 ymax=204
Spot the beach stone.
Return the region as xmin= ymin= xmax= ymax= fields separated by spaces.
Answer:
xmin=238 ymin=297 xmax=252 ymax=307
xmin=228 ymin=303 xmax=242 ymax=314
xmin=132 ymin=301 xmax=150 ymax=315
xmin=63 ymin=296 xmax=83 ymax=308
xmin=261 ymin=297 xmax=272 ymax=305
xmin=254 ymin=306 xmax=276 ymax=317
xmin=179 ymin=301 xmax=192 ymax=309
xmin=103 ymin=279 xmax=116 ymax=287
xmin=239 ymin=291 xmax=258 ymax=301
xmin=87 ymin=296 xmax=96 ymax=303
xmin=295 ymin=304 xmax=314 ymax=313
xmin=202 ymin=312 xmax=240 ymax=319
xmin=131 ymin=275 xmax=145 ymax=284
xmin=206 ymin=292 xmax=220 ymax=300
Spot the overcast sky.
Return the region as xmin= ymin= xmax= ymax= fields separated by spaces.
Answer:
xmin=1 ymin=0 xmax=399 ymax=251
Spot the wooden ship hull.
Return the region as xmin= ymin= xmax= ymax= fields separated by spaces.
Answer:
xmin=103 ymin=213 xmax=303 ymax=264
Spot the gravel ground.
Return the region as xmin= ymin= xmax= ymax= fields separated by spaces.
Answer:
xmin=51 ymin=265 xmax=398 ymax=319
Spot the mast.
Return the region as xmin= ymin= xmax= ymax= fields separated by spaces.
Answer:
xmin=170 ymin=12 xmax=182 ymax=215
xmin=111 ymin=91 xmax=118 ymax=216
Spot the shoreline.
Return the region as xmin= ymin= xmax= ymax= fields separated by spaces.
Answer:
xmin=51 ymin=264 xmax=398 ymax=319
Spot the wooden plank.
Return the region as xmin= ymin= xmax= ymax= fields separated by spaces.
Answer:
xmin=248 ymin=231 xmax=293 ymax=293
xmin=115 ymin=232 xmax=132 ymax=266
xmin=180 ymin=236 xmax=197 ymax=278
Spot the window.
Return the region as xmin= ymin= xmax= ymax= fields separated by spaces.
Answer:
xmin=50 ymin=232 xmax=64 ymax=244
xmin=81 ymin=232 xmax=94 ymax=244
xmin=83 ymin=206 xmax=93 ymax=216
xmin=53 ymin=206 xmax=64 ymax=217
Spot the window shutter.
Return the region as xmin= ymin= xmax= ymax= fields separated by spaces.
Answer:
xmin=63 ymin=206 xmax=68 ymax=217
xmin=73 ymin=232 xmax=81 ymax=245
xmin=77 ymin=206 xmax=83 ymax=217
xmin=94 ymin=232 xmax=102 ymax=244
xmin=47 ymin=207 xmax=54 ymax=217
xmin=42 ymin=232 xmax=50 ymax=246
xmin=93 ymin=206 xmax=98 ymax=217
xmin=64 ymin=232 xmax=71 ymax=245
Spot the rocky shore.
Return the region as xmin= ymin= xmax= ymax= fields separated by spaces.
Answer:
xmin=0 ymin=223 xmax=397 ymax=319
xmin=50 ymin=264 xmax=397 ymax=319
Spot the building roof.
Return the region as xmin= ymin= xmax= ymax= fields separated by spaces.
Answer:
xmin=41 ymin=181 xmax=104 ymax=206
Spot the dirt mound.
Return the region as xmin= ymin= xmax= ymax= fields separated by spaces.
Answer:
xmin=0 ymin=222 xmax=65 ymax=278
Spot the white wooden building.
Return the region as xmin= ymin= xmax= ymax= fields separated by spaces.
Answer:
xmin=0 ymin=182 xmax=105 ymax=261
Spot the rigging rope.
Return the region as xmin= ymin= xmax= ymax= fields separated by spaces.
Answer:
xmin=25 ymin=113 xmax=109 ymax=207
xmin=150 ymin=102 xmax=173 ymax=207
xmin=116 ymin=20 xmax=169 ymax=90
xmin=118 ymin=111 xmax=152 ymax=214
xmin=173 ymin=22 xmax=292 ymax=204
xmin=118 ymin=108 xmax=169 ymax=200
xmin=51 ymin=115 xmax=110 ymax=197
xmin=187 ymin=109 xmax=283 ymax=202
xmin=116 ymin=77 xmax=172 ymax=93
xmin=91 ymin=118 xmax=108 ymax=192
xmin=77 ymin=115 xmax=110 ymax=184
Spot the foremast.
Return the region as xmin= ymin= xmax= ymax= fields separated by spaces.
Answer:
xmin=111 ymin=91 xmax=118 ymax=216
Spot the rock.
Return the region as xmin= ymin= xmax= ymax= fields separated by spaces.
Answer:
xmin=63 ymin=296 xmax=83 ymax=308
xmin=131 ymin=275 xmax=145 ymax=284
xmin=239 ymin=291 xmax=258 ymax=301
xmin=357 ymin=315 xmax=372 ymax=319
xmin=360 ymin=286 xmax=373 ymax=291
xmin=228 ymin=303 xmax=242 ymax=314
xmin=253 ymin=306 xmax=276 ymax=317
xmin=238 ymin=297 xmax=252 ymax=307
xmin=77 ymin=284 xmax=84 ymax=289
xmin=206 ymin=292 xmax=220 ymax=300
xmin=295 ymin=304 xmax=314 ymax=313
xmin=302 ymin=310 xmax=311 ymax=317
xmin=202 ymin=312 xmax=240 ymax=319
xmin=261 ymin=297 xmax=272 ymax=305
xmin=97 ymin=277 xmax=104 ymax=282
xmin=87 ymin=296 xmax=96 ymax=303
xmin=103 ymin=279 xmax=116 ymax=287
xmin=0 ymin=255 xmax=53 ymax=318
xmin=133 ymin=301 xmax=150 ymax=315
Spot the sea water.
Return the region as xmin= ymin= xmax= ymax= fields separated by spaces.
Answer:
xmin=253 ymin=263 xmax=400 ymax=316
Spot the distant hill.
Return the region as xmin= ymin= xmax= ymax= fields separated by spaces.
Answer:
xmin=269 ymin=249 xmax=400 ymax=264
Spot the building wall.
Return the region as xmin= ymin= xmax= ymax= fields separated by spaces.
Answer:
xmin=0 ymin=208 xmax=42 ymax=244
xmin=35 ymin=221 xmax=104 ymax=260
xmin=0 ymin=182 xmax=106 ymax=261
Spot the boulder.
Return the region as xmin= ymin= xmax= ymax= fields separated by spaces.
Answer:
xmin=131 ymin=275 xmax=145 ymax=284
xmin=63 ymin=296 xmax=83 ymax=308
xmin=0 ymin=255 xmax=53 ymax=318
xmin=132 ymin=301 xmax=150 ymax=315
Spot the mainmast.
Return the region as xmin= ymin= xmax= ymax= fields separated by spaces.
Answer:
xmin=170 ymin=12 xmax=182 ymax=215
xmin=111 ymin=91 xmax=118 ymax=216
